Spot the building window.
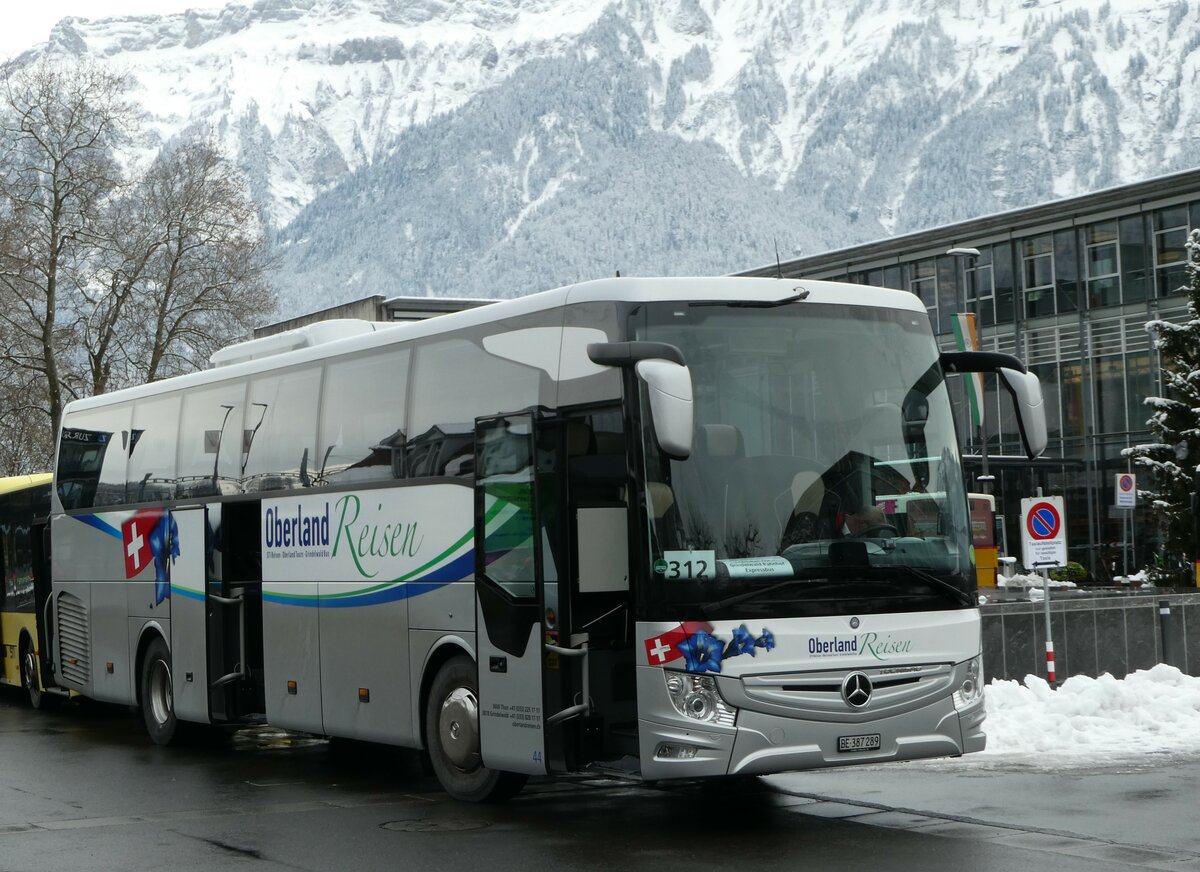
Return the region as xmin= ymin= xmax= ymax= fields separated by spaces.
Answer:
xmin=1125 ymin=352 xmax=1152 ymax=434
xmin=1054 ymin=229 xmax=1080 ymax=312
xmin=908 ymin=259 xmax=938 ymax=326
xmin=994 ymin=242 xmax=1015 ymax=324
xmin=1154 ymin=205 xmax=1189 ymax=297
xmin=963 ymin=250 xmax=996 ymax=327
xmin=1060 ymin=361 xmax=1084 ymax=439
xmin=1094 ymin=356 xmax=1127 ymax=434
xmin=1085 ymin=221 xmax=1121 ymax=309
xmin=1022 ymin=235 xmax=1055 ymax=318
xmin=1119 ymin=215 xmax=1149 ymax=303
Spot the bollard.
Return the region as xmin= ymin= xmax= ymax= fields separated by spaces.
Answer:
xmin=1158 ymin=599 xmax=1177 ymax=668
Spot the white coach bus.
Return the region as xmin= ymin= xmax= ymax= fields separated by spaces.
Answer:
xmin=45 ymin=277 xmax=1046 ymax=801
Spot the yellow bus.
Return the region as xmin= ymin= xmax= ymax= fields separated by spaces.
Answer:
xmin=0 ymin=474 xmax=54 ymax=707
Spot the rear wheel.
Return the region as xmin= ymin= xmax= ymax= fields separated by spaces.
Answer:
xmin=140 ymin=637 xmax=178 ymax=745
xmin=20 ymin=641 xmax=43 ymax=710
xmin=425 ymin=655 xmax=526 ymax=802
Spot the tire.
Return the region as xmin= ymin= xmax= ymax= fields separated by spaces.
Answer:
xmin=20 ymin=640 xmax=43 ymax=710
xmin=425 ymin=655 xmax=526 ymax=803
xmin=139 ymin=636 xmax=178 ymax=745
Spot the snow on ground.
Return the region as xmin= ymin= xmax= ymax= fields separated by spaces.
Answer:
xmin=977 ymin=665 xmax=1200 ymax=760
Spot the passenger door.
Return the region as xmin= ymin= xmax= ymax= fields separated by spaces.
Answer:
xmin=473 ymin=413 xmax=549 ymax=775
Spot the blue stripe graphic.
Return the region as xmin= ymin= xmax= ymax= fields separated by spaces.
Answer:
xmin=77 ymin=514 xmax=121 ymax=539
xmin=262 ymin=550 xmax=475 ymax=608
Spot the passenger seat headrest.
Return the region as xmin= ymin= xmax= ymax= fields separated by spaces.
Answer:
xmin=646 ymin=482 xmax=675 ymax=519
xmin=698 ymin=424 xmax=742 ymax=458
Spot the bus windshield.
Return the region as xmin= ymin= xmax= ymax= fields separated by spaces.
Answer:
xmin=634 ymin=300 xmax=973 ymax=620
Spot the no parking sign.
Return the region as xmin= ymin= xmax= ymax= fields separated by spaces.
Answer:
xmin=1115 ymin=473 xmax=1137 ymax=508
xmin=1021 ymin=496 xmax=1067 ymax=569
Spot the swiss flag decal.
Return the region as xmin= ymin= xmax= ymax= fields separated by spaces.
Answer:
xmin=121 ymin=509 xmax=163 ymax=579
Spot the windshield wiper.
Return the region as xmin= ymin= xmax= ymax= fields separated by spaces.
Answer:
xmin=690 ymin=289 xmax=810 ymax=309
xmin=699 ymin=575 xmax=830 ymax=616
xmin=867 ymin=566 xmax=975 ymax=607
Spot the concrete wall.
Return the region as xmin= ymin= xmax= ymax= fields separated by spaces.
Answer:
xmin=981 ymin=592 xmax=1197 ymax=682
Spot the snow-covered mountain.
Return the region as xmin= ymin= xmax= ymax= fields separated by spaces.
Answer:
xmin=32 ymin=0 xmax=1200 ymax=314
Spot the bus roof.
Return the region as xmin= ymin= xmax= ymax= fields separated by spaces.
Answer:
xmin=61 ymin=276 xmax=925 ymax=415
xmin=0 ymin=473 xmax=52 ymax=496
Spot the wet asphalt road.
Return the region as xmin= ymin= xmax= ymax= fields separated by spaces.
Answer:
xmin=0 ymin=688 xmax=1193 ymax=872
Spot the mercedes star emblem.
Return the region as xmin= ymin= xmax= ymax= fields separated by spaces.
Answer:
xmin=841 ymin=671 xmax=873 ymax=708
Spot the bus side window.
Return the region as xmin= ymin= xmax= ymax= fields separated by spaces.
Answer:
xmin=243 ymin=366 xmax=321 ymax=492
xmin=318 ymin=348 xmax=409 ymax=485
xmin=57 ymin=407 xmax=130 ymax=510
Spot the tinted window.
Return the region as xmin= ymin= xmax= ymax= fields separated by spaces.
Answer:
xmin=57 ymin=406 xmax=130 ymax=510
xmin=178 ymin=383 xmax=246 ymax=498
xmin=408 ymin=335 xmax=546 ymax=478
xmin=318 ymin=348 xmax=409 ymax=485
xmin=127 ymin=395 xmax=180 ymax=504
xmin=244 ymin=366 xmax=322 ymax=493
xmin=0 ymin=487 xmax=37 ymax=612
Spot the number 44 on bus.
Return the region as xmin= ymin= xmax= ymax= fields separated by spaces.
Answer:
xmin=39 ymin=276 xmax=1047 ymax=801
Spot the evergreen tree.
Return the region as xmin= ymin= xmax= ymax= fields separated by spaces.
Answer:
xmin=1123 ymin=228 xmax=1200 ymax=581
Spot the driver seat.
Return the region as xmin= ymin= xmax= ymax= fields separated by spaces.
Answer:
xmin=780 ymin=471 xmax=836 ymax=547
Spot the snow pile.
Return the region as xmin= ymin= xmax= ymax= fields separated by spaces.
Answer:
xmin=997 ymin=572 xmax=1077 ymax=590
xmin=980 ymin=665 xmax=1200 ymax=757
xmin=1114 ymin=569 xmax=1153 ymax=586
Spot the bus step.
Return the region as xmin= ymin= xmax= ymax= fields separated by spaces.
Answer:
xmin=584 ymin=755 xmax=641 ymax=779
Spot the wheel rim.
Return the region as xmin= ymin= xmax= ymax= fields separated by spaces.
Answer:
xmin=438 ymin=686 xmax=481 ymax=771
xmin=147 ymin=658 xmax=173 ymax=726
xmin=23 ymin=650 xmax=39 ymax=698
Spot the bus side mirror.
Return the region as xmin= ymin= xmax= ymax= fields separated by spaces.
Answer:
xmin=635 ymin=359 xmax=694 ymax=459
xmin=940 ymin=351 xmax=1047 ymax=460
xmin=998 ymin=368 xmax=1047 ymax=460
xmin=588 ymin=341 xmax=694 ymax=460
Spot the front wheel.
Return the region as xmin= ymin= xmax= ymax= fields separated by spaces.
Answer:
xmin=140 ymin=637 xmax=178 ymax=745
xmin=425 ymin=656 xmax=526 ymax=802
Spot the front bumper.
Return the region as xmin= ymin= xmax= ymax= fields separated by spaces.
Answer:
xmin=637 ymin=662 xmax=986 ymax=780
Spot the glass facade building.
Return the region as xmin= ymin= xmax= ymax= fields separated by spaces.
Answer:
xmin=738 ymin=169 xmax=1200 ymax=582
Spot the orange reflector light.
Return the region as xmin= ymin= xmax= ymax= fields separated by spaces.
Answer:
xmin=358 ymin=688 xmax=370 ymax=703
xmin=287 ymin=680 xmax=297 ymax=695
xmin=106 ymin=662 xmax=114 ymax=673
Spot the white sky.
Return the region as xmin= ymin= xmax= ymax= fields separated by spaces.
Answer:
xmin=2 ymin=1 xmax=234 ymax=62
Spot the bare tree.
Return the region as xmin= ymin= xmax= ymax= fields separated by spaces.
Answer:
xmin=84 ymin=139 xmax=276 ymax=392
xmin=0 ymin=60 xmax=276 ymax=472
xmin=0 ymin=59 xmax=132 ymax=463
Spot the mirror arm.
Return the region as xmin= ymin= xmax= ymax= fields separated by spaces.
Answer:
xmin=939 ymin=350 xmax=1027 ymax=375
xmin=588 ymin=341 xmax=686 ymax=368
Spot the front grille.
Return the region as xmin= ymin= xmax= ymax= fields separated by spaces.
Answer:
xmin=723 ymin=662 xmax=954 ymax=723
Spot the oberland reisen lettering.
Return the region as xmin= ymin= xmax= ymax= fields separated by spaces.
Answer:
xmin=265 ymin=496 xmax=424 ymax=579
xmin=265 ymin=504 xmax=330 ymax=548
xmin=809 ymin=636 xmax=858 ymax=655
xmin=808 ymin=632 xmax=914 ymax=660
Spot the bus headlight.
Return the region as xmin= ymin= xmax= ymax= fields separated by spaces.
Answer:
xmin=952 ymin=655 xmax=984 ymax=711
xmin=664 ymin=671 xmax=736 ymax=727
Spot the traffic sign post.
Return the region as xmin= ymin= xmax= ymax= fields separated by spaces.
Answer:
xmin=1115 ymin=473 xmax=1136 ymax=579
xmin=1022 ymin=493 xmax=1067 ymax=687
xmin=1021 ymin=496 xmax=1067 ymax=570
